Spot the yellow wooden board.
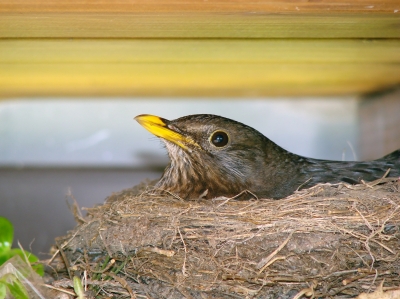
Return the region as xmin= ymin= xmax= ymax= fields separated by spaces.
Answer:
xmin=3 ymin=39 xmax=399 ymax=63
xmin=1 ymin=39 xmax=399 ymax=97
xmin=1 ymin=13 xmax=399 ymax=38
xmin=0 ymin=0 xmax=399 ymax=97
xmin=1 ymin=0 xmax=399 ymax=38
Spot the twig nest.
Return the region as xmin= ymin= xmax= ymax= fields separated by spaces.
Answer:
xmin=52 ymin=178 xmax=400 ymax=298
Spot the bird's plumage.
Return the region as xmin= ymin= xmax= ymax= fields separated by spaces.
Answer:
xmin=135 ymin=114 xmax=400 ymax=199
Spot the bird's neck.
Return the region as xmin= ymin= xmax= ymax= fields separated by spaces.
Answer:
xmin=155 ymin=147 xmax=251 ymax=200
xmin=249 ymin=141 xmax=308 ymax=199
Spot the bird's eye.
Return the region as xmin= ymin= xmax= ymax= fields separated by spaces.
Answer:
xmin=210 ymin=131 xmax=229 ymax=147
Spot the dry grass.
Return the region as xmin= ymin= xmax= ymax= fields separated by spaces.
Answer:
xmin=46 ymin=177 xmax=400 ymax=299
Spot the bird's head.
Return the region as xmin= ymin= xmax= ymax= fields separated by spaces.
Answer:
xmin=135 ymin=114 xmax=276 ymax=199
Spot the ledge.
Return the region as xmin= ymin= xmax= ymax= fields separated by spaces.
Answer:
xmin=0 ymin=0 xmax=399 ymax=97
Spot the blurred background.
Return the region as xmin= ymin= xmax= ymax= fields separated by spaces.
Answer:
xmin=1 ymin=94 xmax=399 ymax=257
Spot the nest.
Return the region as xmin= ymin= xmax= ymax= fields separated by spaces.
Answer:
xmin=46 ymin=178 xmax=400 ymax=299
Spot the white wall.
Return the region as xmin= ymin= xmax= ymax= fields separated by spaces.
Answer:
xmin=0 ymin=97 xmax=359 ymax=167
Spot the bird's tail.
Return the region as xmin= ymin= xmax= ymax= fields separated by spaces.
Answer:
xmin=379 ymin=149 xmax=400 ymax=163
xmin=378 ymin=149 xmax=400 ymax=176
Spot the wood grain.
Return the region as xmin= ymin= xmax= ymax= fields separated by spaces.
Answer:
xmin=1 ymin=0 xmax=399 ymax=38
xmin=0 ymin=0 xmax=399 ymax=97
xmin=2 ymin=39 xmax=399 ymax=63
xmin=1 ymin=0 xmax=399 ymax=13
xmin=1 ymin=39 xmax=399 ymax=97
xmin=1 ymin=13 xmax=399 ymax=38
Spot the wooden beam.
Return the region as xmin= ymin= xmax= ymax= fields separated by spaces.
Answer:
xmin=1 ymin=39 xmax=399 ymax=97
xmin=1 ymin=0 xmax=399 ymax=38
xmin=2 ymin=0 xmax=399 ymax=12
xmin=3 ymin=39 xmax=399 ymax=64
xmin=0 ymin=0 xmax=399 ymax=97
xmin=1 ymin=13 xmax=399 ymax=38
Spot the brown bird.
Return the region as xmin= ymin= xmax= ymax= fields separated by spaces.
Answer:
xmin=135 ymin=114 xmax=400 ymax=199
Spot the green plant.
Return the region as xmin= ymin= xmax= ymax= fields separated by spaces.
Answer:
xmin=0 ymin=217 xmax=44 ymax=299
xmin=0 ymin=217 xmax=43 ymax=276
xmin=0 ymin=273 xmax=29 ymax=299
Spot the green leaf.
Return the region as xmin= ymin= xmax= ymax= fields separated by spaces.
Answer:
xmin=0 ymin=252 xmax=12 ymax=267
xmin=0 ymin=282 xmax=6 ymax=299
xmin=5 ymin=277 xmax=29 ymax=299
xmin=0 ymin=274 xmax=29 ymax=299
xmin=30 ymin=263 xmax=44 ymax=277
xmin=0 ymin=217 xmax=13 ymax=256
xmin=0 ymin=249 xmax=44 ymax=277
xmin=0 ymin=218 xmax=44 ymax=276
xmin=6 ymin=249 xmax=44 ymax=277
xmin=73 ymin=276 xmax=85 ymax=299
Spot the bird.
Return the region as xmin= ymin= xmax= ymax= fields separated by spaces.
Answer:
xmin=135 ymin=114 xmax=400 ymax=200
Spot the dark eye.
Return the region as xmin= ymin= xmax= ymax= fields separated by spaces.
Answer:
xmin=211 ymin=131 xmax=229 ymax=147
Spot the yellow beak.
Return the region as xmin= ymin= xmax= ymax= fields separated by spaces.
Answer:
xmin=134 ymin=114 xmax=199 ymax=150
